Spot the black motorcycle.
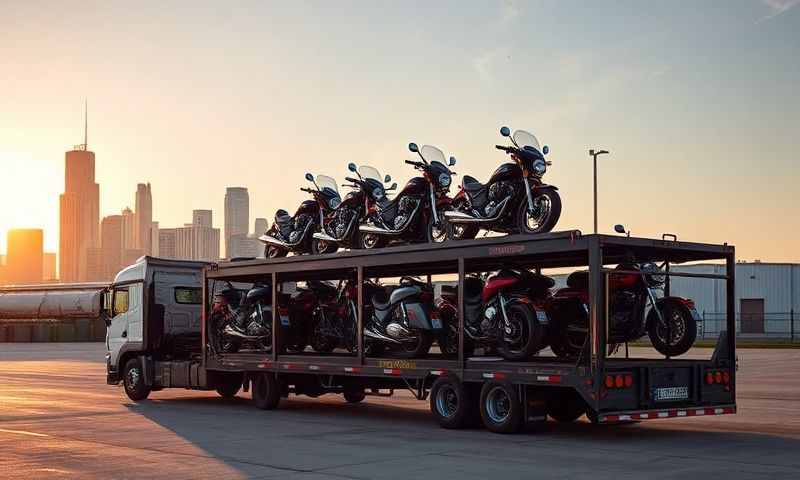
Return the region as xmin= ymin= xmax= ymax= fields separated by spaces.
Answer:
xmin=311 ymin=163 xmax=396 ymax=254
xmin=259 ymin=173 xmax=341 ymax=257
xmin=358 ymin=143 xmax=456 ymax=249
xmin=361 ymin=276 xmax=442 ymax=358
xmin=210 ymin=281 xmax=272 ymax=353
xmin=307 ymin=279 xmax=358 ymax=354
xmin=444 ymin=126 xmax=561 ymax=239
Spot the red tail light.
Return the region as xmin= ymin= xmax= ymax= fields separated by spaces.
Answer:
xmin=723 ymin=371 xmax=730 ymax=384
xmin=705 ymin=372 xmax=714 ymax=385
xmin=715 ymin=371 xmax=723 ymax=384
xmin=605 ymin=375 xmax=614 ymax=388
xmin=624 ymin=374 xmax=633 ymax=388
xmin=615 ymin=375 xmax=624 ymax=388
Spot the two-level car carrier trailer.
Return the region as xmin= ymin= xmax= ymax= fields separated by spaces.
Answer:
xmin=107 ymin=231 xmax=736 ymax=433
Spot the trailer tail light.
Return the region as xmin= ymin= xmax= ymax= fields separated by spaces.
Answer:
xmin=605 ymin=375 xmax=614 ymax=388
xmin=605 ymin=373 xmax=634 ymax=390
xmin=705 ymin=369 xmax=731 ymax=387
xmin=705 ymin=372 xmax=714 ymax=385
xmin=715 ymin=371 xmax=722 ymax=384
xmin=722 ymin=371 xmax=730 ymax=384
xmin=615 ymin=375 xmax=624 ymax=388
xmin=624 ymin=374 xmax=633 ymax=388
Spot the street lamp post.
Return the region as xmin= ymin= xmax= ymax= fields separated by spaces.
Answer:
xmin=589 ymin=149 xmax=609 ymax=234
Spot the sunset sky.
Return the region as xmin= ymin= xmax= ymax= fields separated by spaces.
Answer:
xmin=1 ymin=1 xmax=798 ymax=262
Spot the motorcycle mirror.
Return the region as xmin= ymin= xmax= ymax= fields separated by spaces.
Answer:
xmin=388 ymin=182 xmax=398 ymax=190
xmin=384 ymin=174 xmax=392 ymax=183
xmin=614 ymin=224 xmax=627 ymax=234
xmin=500 ymin=126 xmax=511 ymax=137
xmin=542 ymin=145 xmax=549 ymax=155
xmin=304 ymin=173 xmax=314 ymax=182
xmin=408 ymin=143 xmax=419 ymax=153
xmin=347 ymin=162 xmax=358 ymax=173
xmin=448 ymin=156 xmax=456 ymax=166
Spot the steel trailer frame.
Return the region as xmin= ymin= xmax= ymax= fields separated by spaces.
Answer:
xmin=201 ymin=231 xmax=736 ymax=424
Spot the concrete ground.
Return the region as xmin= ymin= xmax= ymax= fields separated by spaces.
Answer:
xmin=1 ymin=344 xmax=799 ymax=480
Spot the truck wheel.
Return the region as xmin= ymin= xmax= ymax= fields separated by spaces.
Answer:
xmin=215 ymin=374 xmax=242 ymax=398
xmin=123 ymin=358 xmax=151 ymax=401
xmin=479 ymin=381 xmax=523 ymax=433
xmin=252 ymin=373 xmax=280 ymax=410
xmin=430 ymin=376 xmax=478 ymax=429
xmin=343 ymin=389 xmax=366 ymax=403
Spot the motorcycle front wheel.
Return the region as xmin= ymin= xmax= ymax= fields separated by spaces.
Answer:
xmin=396 ymin=329 xmax=434 ymax=358
xmin=497 ymin=303 xmax=545 ymax=361
xmin=516 ymin=188 xmax=562 ymax=234
xmin=426 ymin=216 xmax=448 ymax=244
xmin=265 ymin=245 xmax=288 ymax=259
xmin=211 ymin=313 xmax=240 ymax=354
xmin=647 ymin=300 xmax=697 ymax=357
xmin=358 ymin=231 xmax=388 ymax=250
xmin=311 ymin=237 xmax=338 ymax=255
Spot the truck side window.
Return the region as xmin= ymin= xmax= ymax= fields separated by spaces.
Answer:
xmin=175 ymin=287 xmax=202 ymax=304
xmin=113 ymin=288 xmax=129 ymax=317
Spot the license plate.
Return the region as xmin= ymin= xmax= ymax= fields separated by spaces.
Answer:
xmin=431 ymin=318 xmax=442 ymax=329
xmin=690 ymin=308 xmax=702 ymax=322
xmin=652 ymin=386 xmax=689 ymax=402
xmin=535 ymin=310 xmax=549 ymax=325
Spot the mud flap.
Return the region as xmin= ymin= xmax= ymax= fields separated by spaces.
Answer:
xmin=524 ymin=385 xmax=548 ymax=424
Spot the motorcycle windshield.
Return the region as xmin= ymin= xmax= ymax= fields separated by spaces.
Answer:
xmin=513 ymin=130 xmax=542 ymax=153
xmin=359 ymin=165 xmax=383 ymax=182
xmin=315 ymin=175 xmax=339 ymax=197
xmin=420 ymin=145 xmax=446 ymax=165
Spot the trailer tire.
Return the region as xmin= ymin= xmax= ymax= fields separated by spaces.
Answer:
xmin=430 ymin=376 xmax=477 ymax=429
xmin=479 ymin=381 xmax=523 ymax=434
xmin=215 ymin=374 xmax=242 ymax=399
xmin=252 ymin=373 xmax=280 ymax=410
xmin=123 ymin=358 xmax=151 ymax=401
xmin=344 ymin=389 xmax=366 ymax=403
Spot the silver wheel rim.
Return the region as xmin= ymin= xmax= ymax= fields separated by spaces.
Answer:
xmin=435 ymin=385 xmax=459 ymax=418
xmin=127 ymin=367 xmax=141 ymax=388
xmin=525 ymin=195 xmax=552 ymax=231
xmin=363 ymin=234 xmax=379 ymax=249
xmin=431 ymin=222 xmax=447 ymax=243
xmin=316 ymin=240 xmax=329 ymax=252
xmin=268 ymin=247 xmax=279 ymax=258
xmin=657 ymin=310 xmax=687 ymax=346
xmin=486 ymin=386 xmax=511 ymax=423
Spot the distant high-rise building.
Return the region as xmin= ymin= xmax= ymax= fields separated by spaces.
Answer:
xmin=101 ymin=215 xmax=125 ymax=280
xmin=224 ymin=187 xmax=249 ymax=258
xmin=158 ymin=228 xmax=177 ymax=259
xmin=158 ymin=225 xmax=219 ymax=261
xmin=193 ymin=209 xmax=213 ymax=228
xmin=6 ymin=229 xmax=44 ymax=284
xmin=86 ymin=247 xmax=105 ymax=281
xmin=43 ymin=252 xmax=57 ymax=281
xmin=121 ymin=207 xmax=137 ymax=250
xmin=59 ymin=107 xmax=99 ymax=282
xmin=135 ymin=183 xmax=153 ymax=254
xmin=149 ymin=221 xmax=160 ymax=257
xmin=254 ymin=217 xmax=268 ymax=236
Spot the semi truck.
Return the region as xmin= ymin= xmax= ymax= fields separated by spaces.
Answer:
xmin=105 ymin=232 xmax=737 ymax=433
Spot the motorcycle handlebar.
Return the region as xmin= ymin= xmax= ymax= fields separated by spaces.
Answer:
xmin=345 ymin=176 xmax=358 ymax=183
xmin=300 ymin=187 xmax=314 ymax=193
xmin=495 ymin=145 xmax=512 ymax=152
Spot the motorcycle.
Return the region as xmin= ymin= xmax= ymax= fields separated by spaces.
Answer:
xmin=547 ymin=259 xmax=701 ymax=359
xmin=361 ymin=276 xmax=442 ymax=358
xmin=358 ymin=143 xmax=455 ymax=248
xmin=444 ymin=126 xmax=561 ymax=240
xmin=436 ymin=269 xmax=552 ymax=360
xmin=311 ymin=163 xmax=396 ymax=253
xmin=209 ymin=281 xmax=273 ymax=354
xmin=300 ymin=280 xmax=358 ymax=354
xmin=259 ymin=173 xmax=341 ymax=258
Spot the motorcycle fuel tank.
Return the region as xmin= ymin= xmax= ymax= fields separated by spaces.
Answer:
xmin=488 ymin=162 xmax=522 ymax=184
xmin=243 ymin=286 xmax=272 ymax=306
xmin=295 ymin=199 xmax=319 ymax=217
xmin=389 ymin=285 xmax=420 ymax=305
xmin=482 ymin=275 xmax=519 ymax=303
xmin=398 ymin=177 xmax=428 ymax=196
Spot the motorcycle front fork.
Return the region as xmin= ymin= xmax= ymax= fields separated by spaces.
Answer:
xmin=522 ymin=176 xmax=536 ymax=213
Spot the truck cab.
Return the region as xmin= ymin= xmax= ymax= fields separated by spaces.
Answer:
xmin=105 ymin=256 xmax=208 ymax=399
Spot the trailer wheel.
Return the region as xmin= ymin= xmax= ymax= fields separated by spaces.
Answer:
xmin=479 ymin=381 xmax=523 ymax=434
xmin=547 ymin=392 xmax=586 ymax=422
xmin=215 ymin=374 xmax=243 ymax=399
xmin=123 ymin=358 xmax=151 ymax=401
xmin=430 ymin=376 xmax=477 ymax=429
xmin=343 ymin=389 xmax=366 ymax=403
xmin=252 ymin=373 xmax=280 ymax=410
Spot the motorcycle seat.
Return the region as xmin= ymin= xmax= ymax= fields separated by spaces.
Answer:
xmin=567 ymin=270 xmax=589 ymax=289
xmin=274 ymin=209 xmax=292 ymax=226
xmin=462 ymin=175 xmax=487 ymax=194
xmin=372 ymin=290 xmax=391 ymax=312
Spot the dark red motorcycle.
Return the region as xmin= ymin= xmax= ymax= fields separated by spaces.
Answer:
xmin=436 ymin=269 xmax=552 ymax=360
xmin=547 ymin=261 xmax=700 ymax=359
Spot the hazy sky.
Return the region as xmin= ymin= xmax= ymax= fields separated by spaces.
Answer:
xmin=1 ymin=0 xmax=798 ymax=261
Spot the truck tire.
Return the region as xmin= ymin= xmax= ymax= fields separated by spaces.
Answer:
xmin=430 ymin=376 xmax=478 ymax=429
xmin=252 ymin=373 xmax=280 ymax=410
xmin=123 ymin=358 xmax=151 ymax=401
xmin=479 ymin=380 xmax=523 ymax=433
xmin=215 ymin=374 xmax=242 ymax=399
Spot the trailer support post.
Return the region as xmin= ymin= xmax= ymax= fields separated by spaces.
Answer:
xmin=458 ymin=258 xmax=465 ymax=374
xmin=726 ymin=251 xmax=736 ymax=390
xmin=357 ymin=266 xmax=364 ymax=366
xmin=271 ymin=272 xmax=278 ymax=362
xmin=588 ymin=237 xmax=605 ymax=403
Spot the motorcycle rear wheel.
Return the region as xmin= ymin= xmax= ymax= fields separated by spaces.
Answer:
xmin=311 ymin=238 xmax=338 ymax=255
xmin=647 ymin=300 xmax=697 ymax=357
xmin=396 ymin=329 xmax=434 ymax=358
xmin=358 ymin=232 xmax=388 ymax=249
xmin=446 ymin=221 xmax=479 ymax=241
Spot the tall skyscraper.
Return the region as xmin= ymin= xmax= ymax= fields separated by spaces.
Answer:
xmin=224 ymin=187 xmax=249 ymax=258
xmin=149 ymin=221 xmax=160 ymax=257
xmin=6 ymin=229 xmax=44 ymax=284
xmin=101 ymin=214 xmax=125 ymax=280
xmin=42 ymin=252 xmax=57 ymax=281
xmin=135 ymin=183 xmax=153 ymax=254
xmin=254 ymin=217 xmax=268 ymax=236
xmin=121 ymin=207 xmax=136 ymax=250
xmin=59 ymin=106 xmax=99 ymax=282
xmin=193 ymin=209 xmax=213 ymax=228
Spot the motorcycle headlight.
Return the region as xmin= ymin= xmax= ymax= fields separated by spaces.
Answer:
xmin=532 ymin=159 xmax=547 ymax=176
xmin=438 ymin=172 xmax=451 ymax=188
xmin=329 ymin=198 xmax=340 ymax=209
xmin=642 ymin=262 xmax=665 ymax=285
xmin=373 ymin=187 xmax=384 ymax=199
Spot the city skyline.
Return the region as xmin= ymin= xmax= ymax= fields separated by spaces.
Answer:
xmin=1 ymin=2 xmax=798 ymax=264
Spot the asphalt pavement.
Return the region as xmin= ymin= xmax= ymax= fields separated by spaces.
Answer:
xmin=1 ymin=343 xmax=799 ymax=480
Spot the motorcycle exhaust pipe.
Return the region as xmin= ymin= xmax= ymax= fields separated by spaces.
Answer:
xmin=364 ymin=326 xmax=402 ymax=344
xmin=443 ymin=197 xmax=511 ymax=224
xmin=258 ymin=234 xmax=290 ymax=248
xmin=358 ymin=202 xmax=421 ymax=236
xmin=223 ymin=324 xmax=269 ymax=340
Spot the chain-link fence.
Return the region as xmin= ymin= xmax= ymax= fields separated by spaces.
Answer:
xmin=698 ymin=310 xmax=797 ymax=341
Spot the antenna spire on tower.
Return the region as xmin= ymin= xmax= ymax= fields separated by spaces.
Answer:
xmin=83 ymin=99 xmax=88 ymax=149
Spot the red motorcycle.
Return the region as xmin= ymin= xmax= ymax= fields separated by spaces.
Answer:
xmin=436 ymin=269 xmax=551 ymax=360
xmin=547 ymin=261 xmax=700 ymax=359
